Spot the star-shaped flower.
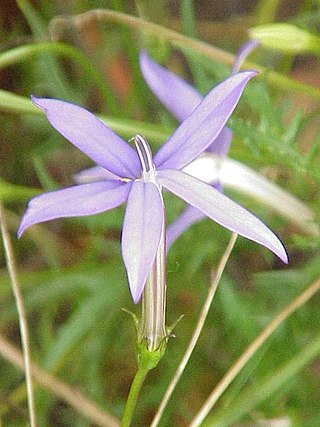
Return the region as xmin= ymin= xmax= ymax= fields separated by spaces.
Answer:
xmin=18 ymin=70 xmax=287 ymax=302
xmin=139 ymin=43 xmax=258 ymax=247
xmin=139 ymin=43 xmax=316 ymax=247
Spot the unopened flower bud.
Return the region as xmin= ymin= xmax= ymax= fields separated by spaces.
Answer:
xmin=249 ymin=23 xmax=320 ymax=56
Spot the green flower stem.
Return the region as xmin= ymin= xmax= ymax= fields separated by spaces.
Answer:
xmin=0 ymin=42 xmax=118 ymax=112
xmin=51 ymin=8 xmax=320 ymax=102
xmin=121 ymin=363 xmax=148 ymax=427
xmin=122 ymin=346 xmax=163 ymax=427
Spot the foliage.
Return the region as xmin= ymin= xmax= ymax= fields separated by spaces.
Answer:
xmin=0 ymin=0 xmax=320 ymax=426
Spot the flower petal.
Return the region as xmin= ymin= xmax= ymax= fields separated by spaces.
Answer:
xmin=32 ymin=97 xmax=141 ymax=179
xmin=139 ymin=50 xmax=202 ymax=122
xmin=167 ymin=205 xmax=204 ymax=250
xmin=166 ymin=132 xmax=232 ymax=250
xmin=157 ymin=169 xmax=288 ymax=262
xmin=122 ymin=180 xmax=164 ymax=303
xmin=154 ymin=71 xmax=258 ymax=170
xmin=206 ymin=126 xmax=232 ymax=156
xmin=183 ymin=153 xmax=319 ymax=236
xmin=231 ymin=39 xmax=260 ymax=75
xmin=140 ymin=50 xmax=232 ymax=158
xmin=74 ymin=166 xmax=119 ymax=183
xmin=18 ymin=181 xmax=131 ymax=237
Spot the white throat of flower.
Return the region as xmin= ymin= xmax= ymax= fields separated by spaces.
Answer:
xmin=134 ymin=134 xmax=156 ymax=182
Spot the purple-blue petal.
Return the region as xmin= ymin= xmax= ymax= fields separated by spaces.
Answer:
xmin=167 ymin=205 xmax=204 ymax=250
xmin=157 ymin=169 xmax=288 ymax=263
xmin=74 ymin=166 xmax=119 ymax=184
xmin=231 ymin=39 xmax=260 ymax=75
xmin=167 ymin=136 xmax=231 ymax=249
xmin=206 ymin=126 xmax=232 ymax=156
xmin=18 ymin=181 xmax=132 ymax=237
xmin=139 ymin=50 xmax=202 ymax=122
xmin=154 ymin=71 xmax=258 ymax=171
xmin=121 ymin=180 xmax=164 ymax=303
xmin=32 ymin=97 xmax=141 ymax=179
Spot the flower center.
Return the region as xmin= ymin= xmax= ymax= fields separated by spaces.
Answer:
xmin=134 ymin=134 xmax=155 ymax=180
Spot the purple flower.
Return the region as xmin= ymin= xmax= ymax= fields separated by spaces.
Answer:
xmin=139 ymin=42 xmax=260 ymax=248
xmin=140 ymin=43 xmax=317 ymax=246
xmin=18 ymin=69 xmax=287 ymax=303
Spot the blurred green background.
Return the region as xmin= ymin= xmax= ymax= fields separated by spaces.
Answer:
xmin=1 ymin=0 xmax=320 ymax=426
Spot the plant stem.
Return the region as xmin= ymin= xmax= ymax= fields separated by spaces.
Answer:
xmin=150 ymin=232 xmax=238 ymax=427
xmin=190 ymin=275 xmax=320 ymax=427
xmin=121 ymin=362 xmax=150 ymax=427
xmin=51 ymin=8 xmax=320 ymax=102
xmin=0 ymin=204 xmax=37 ymax=427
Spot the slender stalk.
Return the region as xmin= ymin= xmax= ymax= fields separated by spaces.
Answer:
xmin=50 ymin=9 xmax=320 ymax=102
xmin=150 ymin=232 xmax=238 ymax=427
xmin=190 ymin=276 xmax=320 ymax=427
xmin=121 ymin=362 xmax=150 ymax=427
xmin=0 ymin=204 xmax=37 ymax=427
xmin=0 ymin=332 xmax=120 ymax=427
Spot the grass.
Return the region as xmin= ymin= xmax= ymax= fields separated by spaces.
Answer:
xmin=0 ymin=0 xmax=320 ymax=426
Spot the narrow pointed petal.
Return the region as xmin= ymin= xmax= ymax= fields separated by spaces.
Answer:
xmin=122 ymin=181 xmax=164 ymax=303
xmin=206 ymin=126 xmax=232 ymax=156
xmin=18 ymin=181 xmax=131 ymax=237
xmin=167 ymin=205 xmax=204 ymax=250
xmin=139 ymin=50 xmax=202 ymax=122
xmin=74 ymin=166 xmax=119 ymax=184
xmin=154 ymin=71 xmax=258 ymax=170
xmin=32 ymin=97 xmax=141 ymax=179
xmin=231 ymin=40 xmax=260 ymax=75
xmin=167 ymin=177 xmax=225 ymax=250
xmin=157 ymin=169 xmax=288 ymax=262
xmin=183 ymin=153 xmax=318 ymax=236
